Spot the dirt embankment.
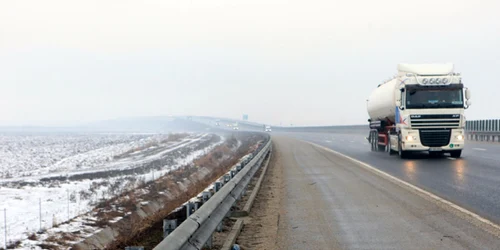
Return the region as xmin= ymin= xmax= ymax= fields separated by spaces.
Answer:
xmin=70 ymin=133 xmax=267 ymax=250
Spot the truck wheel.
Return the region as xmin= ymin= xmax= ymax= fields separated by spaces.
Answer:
xmin=398 ymin=138 xmax=409 ymax=159
xmin=450 ymin=150 xmax=462 ymax=158
xmin=370 ymin=131 xmax=377 ymax=151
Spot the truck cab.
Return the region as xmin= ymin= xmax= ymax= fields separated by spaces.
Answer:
xmin=367 ymin=63 xmax=471 ymax=158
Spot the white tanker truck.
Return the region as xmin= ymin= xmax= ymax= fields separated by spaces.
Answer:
xmin=366 ymin=63 xmax=471 ymax=158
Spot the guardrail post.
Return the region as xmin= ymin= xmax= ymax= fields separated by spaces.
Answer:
xmin=202 ymin=191 xmax=211 ymax=203
xmin=215 ymin=181 xmax=222 ymax=192
xmin=125 ymin=247 xmax=144 ymax=250
xmin=224 ymin=174 xmax=231 ymax=183
xmin=186 ymin=202 xmax=194 ymax=217
xmin=163 ymin=219 xmax=177 ymax=238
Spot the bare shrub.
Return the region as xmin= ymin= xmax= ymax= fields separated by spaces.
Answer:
xmin=6 ymin=241 xmax=21 ymax=249
xmin=28 ymin=233 xmax=38 ymax=240
xmin=69 ymin=192 xmax=77 ymax=203
xmin=79 ymin=190 xmax=91 ymax=200
xmin=166 ymin=133 xmax=189 ymax=142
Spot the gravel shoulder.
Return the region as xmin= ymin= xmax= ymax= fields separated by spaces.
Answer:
xmin=235 ymin=140 xmax=284 ymax=250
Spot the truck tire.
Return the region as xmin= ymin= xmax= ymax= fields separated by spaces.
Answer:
xmin=450 ymin=150 xmax=462 ymax=158
xmin=398 ymin=138 xmax=409 ymax=159
xmin=370 ymin=131 xmax=377 ymax=151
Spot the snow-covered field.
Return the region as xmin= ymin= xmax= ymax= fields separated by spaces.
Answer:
xmin=0 ymin=132 xmax=222 ymax=249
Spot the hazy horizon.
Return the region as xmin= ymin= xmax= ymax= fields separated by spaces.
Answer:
xmin=2 ymin=0 xmax=499 ymax=126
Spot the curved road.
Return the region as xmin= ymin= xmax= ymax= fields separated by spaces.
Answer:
xmin=281 ymin=131 xmax=500 ymax=225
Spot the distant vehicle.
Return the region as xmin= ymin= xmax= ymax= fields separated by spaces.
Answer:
xmin=233 ymin=123 xmax=239 ymax=130
xmin=215 ymin=120 xmax=220 ymax=126
xmin=265 ymin=125 xmax=272 ymax=132
xmin=367 ymin=63 xmax=471 ymax=159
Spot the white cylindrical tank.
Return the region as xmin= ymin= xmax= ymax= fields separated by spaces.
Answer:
xmin=367 ymin=79 xmax=398 ymax=123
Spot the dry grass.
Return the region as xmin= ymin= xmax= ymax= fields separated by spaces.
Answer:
xmin=45 ymin=232 xmax=77 ymax=247
xmin=114 ymin=133 xmax=189 ymax=160
xmin=6 ymin=240 xmax=21 ymax=249
xmin=37 ymin=243 xmax=59 ymax=250
xmin=28 ymin=233 xmax=38 ymax=240
xmin=107 ymin=135 xmax=266 ymax=249
xmin=164 ymin=133 xmax=189 ymax=142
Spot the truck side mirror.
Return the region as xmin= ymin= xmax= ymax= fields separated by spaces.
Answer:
xmin=466 ymin=99 xmax=472 ymax=107
xmin=465 ymin=88 xmax=471 ymax=100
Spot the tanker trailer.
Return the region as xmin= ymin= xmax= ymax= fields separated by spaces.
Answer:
xmin=366 ymin=63 xmax=471 ymax=158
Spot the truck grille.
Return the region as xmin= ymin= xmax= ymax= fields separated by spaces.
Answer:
xmin=410 ymin=114 xmax=460 ymax=128
xmin=419 ymin=129 xmax=451 ymax=147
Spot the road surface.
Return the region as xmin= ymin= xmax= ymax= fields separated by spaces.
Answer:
xmin=243 ymin=136 xmax=500 ymax=249
xmin=282 ymin=132 xmax=500 ymax=225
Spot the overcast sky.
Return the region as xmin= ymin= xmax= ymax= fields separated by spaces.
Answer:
xmin=1 ymin=0 xmax=499 ymax=126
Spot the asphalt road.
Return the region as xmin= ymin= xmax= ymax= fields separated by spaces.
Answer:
xmin=278 ymin=131 xmax=500 ymax=226
xmin=273 ymin=136 xmax=500 ymax=249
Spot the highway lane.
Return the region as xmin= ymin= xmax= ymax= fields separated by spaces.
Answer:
xmin=273 ymin=136 xmax=500 ymax=249
xmin=278 ymin=131 xmax=500 ymax=225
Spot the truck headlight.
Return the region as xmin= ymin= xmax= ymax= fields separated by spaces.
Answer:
xmin=455 ymin=135 xmax=464 ymax=140
xmin=406 ymin=136 xmax=417 ymax=141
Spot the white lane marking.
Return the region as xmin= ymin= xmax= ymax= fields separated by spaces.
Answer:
xmin=307 ymin=142 xmax=500 ymax=234
xmin=349 ymin=141 xmax=355 ymax=143
xmin=325 ymin=140 xmax=332 ymax=143
xmin=447 ymin=157 xmax=457 ymax=160
xmin=473 ymin=148 xmax=487 ymax=151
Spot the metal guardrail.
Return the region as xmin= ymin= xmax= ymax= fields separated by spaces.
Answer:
xmin=465 ymin=120 xmax=500 ymax=142
xmin=196 ymin=116 xmax=500 ymax=142
xmin=467 ymin=132 xmax=500 ymax=142
xmin=466 ymin=119 xmax=500 ymax=132
xmin=153 ymin=138 xmax=272 ymax=250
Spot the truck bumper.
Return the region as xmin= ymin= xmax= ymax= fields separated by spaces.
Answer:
xmin=400 ymin=128 xmax=465 ymax=152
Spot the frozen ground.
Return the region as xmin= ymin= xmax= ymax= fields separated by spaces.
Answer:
xmin=0 ymin=133 xmax=171 ymax=179
xmin=0 ymin=132 xmax=222 ymax=249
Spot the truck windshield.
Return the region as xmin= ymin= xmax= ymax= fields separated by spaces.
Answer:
xmin=406 ymin=88 xmax=463 ymax=109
